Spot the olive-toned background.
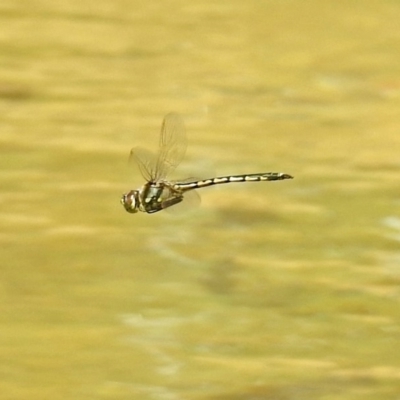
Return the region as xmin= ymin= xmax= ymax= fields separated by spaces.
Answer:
xmin=1 ymin=1 xmax=399 ymax=399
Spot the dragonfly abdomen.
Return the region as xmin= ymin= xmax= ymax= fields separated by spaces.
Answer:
xmin=174 ymin=172 xmax=293 ymax=192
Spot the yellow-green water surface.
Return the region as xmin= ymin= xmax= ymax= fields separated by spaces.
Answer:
xmin=1 ymin=1 xmax=400 ymax=399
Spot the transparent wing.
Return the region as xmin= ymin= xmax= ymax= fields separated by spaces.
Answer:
xmin=129 ymin=147 xmax=157 ymax=182
xmin=129 ymin=113 xmax=187 ymax=182
xmin=154 ymin=113 xmax=187 ymax=181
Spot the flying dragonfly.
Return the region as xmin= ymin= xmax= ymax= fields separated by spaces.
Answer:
xmin=121 ymin=113 xmax=293 ymax=214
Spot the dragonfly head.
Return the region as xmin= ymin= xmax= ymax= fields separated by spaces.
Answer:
xmin=121 ymin=190 xmax=140 ymax=213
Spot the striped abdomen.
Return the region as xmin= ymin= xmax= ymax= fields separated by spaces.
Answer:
xmin=174 ymin=172 xmax=293 ymax=192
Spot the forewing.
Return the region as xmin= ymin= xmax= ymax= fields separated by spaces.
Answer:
xmin=154 ymin=113 xmax=187 ymax=180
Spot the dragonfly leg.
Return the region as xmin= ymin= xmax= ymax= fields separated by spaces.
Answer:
xmin=160 ymin=195 xmax=184 ymax=211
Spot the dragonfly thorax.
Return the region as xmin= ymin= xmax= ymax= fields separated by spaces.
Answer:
xmin=120 ymin=190 xmax=140 ymax=213
xmin=121 ymin=182 xmax=185 ymax=214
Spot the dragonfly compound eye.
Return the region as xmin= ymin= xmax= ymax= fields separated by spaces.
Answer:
xmin=121 ymin=191 xmax=139 ymax=213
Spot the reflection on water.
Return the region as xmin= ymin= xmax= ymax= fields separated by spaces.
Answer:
xmin=1 ymin=0 xmax=400 ymax=398
xmin=382 ymin=216 xmax=400 ymax=243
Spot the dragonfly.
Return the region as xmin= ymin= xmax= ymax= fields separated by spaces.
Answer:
xmin=121 ymin=113 xmax=293 ymax=214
